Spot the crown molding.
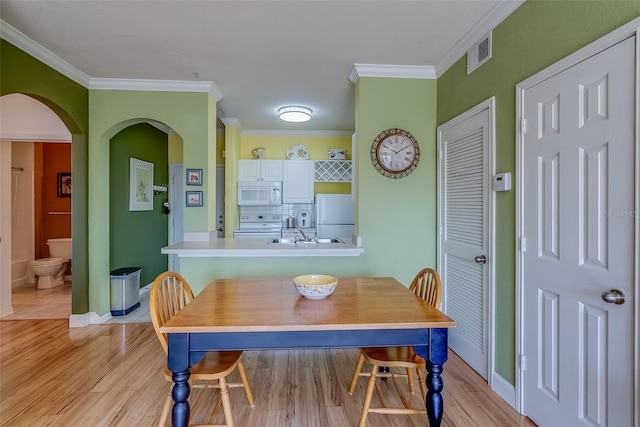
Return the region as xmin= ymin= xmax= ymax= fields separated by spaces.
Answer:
xmin=435 ymin=0 xmax=525 ymax=76
xmin=218 ymin=119 xmax=353 ymax=137
xmin=220 ymin=118 xmax=244 ymax=133
xmin=242 ymin=129 xmax=353 ymax=137
xmin=89 ymin=78 xmax=224 ymax=101
xmin=349 ymin=64 xmax=436 ymax=83
xmin=0 ymin=19 xmax=225 ymax=100
xmin=0 ymin=19 xmax=91 ymax=87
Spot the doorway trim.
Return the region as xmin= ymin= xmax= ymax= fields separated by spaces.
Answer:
xmin=437 ymin=96 xmax=496 ymax=389
xmin=169 ymin=163 xmax=183 ymax=272
xmin=515 ymin=17 xmax=640 ymax=417
xmin=0 ymin=141 xmax=13 ymax=317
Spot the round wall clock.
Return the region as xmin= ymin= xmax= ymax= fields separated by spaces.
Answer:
xmin=370 ymin=128 xmax=420 ymax=179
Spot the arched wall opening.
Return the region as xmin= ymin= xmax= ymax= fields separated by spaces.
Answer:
xmin=0 ymin=93 xmax=85 ymax=318
xmin=88 ymin=90 xmax=216 ymax=318
xmin=108 ymin=121 xmax=173 ymax=289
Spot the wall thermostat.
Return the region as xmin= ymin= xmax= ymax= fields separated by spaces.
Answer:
xmin=493 ymin=172 xmax=511 ymax=191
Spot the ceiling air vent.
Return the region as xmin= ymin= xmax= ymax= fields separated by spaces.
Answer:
xmin=467 ymin=31 xmax=492 ymax=74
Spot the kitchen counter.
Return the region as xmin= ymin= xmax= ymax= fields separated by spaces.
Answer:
xmin=161 ymin=236 xmax=364 ymax=258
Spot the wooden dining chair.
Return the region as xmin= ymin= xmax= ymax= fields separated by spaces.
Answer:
xmin=150 ymin=271 xmax=255 ymax=427
xmin=348 ymin=267 xmax=442 ymax=426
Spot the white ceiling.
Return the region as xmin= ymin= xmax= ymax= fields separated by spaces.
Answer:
xmin=0 ymin=0 xmax=522 ymax=133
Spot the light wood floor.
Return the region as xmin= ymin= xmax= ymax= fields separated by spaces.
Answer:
xmin=2 ymin=281 xmax=73 ymax=320
xmin=3 ymin=281 xmax=150 ymax=323
xmin=0 ymin=317 xmax=536 ymax=426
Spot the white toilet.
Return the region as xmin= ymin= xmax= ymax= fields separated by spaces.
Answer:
xmin=32 ymin=238 xmax=72 ymax=289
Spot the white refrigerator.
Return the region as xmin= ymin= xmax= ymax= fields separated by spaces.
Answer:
xmin=315 ymin=194 xmax=354 ymax=238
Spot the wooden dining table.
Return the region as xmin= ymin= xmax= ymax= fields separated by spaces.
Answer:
xmin=160 ymin=276 xmax=456 ymax=426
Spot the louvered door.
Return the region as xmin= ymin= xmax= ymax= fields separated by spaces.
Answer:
xmin=438 ymin=107 xmax=489 ymax=379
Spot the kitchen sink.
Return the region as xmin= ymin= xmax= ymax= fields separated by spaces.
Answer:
xmin=316 ymin=238 xmax=344 ymax=244
xmin=268 ymin=238 xmax=296 ymax=244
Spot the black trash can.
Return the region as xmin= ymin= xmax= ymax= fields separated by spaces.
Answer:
xmin=109 ymin=267 xmax=141 ymax=316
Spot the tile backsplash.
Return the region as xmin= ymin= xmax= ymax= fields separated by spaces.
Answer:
xmin=240 ymin=203 xmax=316 ymax=226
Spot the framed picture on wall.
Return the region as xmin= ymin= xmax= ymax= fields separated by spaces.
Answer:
xmin=186 ymin=191 xmax=203 ymax=207
xmin=186 ymin=168 xmax=203 ymax=185
xmin=57 ymin=173 xmax=72 ymax=197
xmin=129 ymin=158 xmax=154 ymax=211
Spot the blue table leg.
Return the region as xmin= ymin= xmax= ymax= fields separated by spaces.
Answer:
xmin=167 ymin=333 xmax=191 ymax=427
xmin=171 ymin=369 xmax=190 ymax=426
xmin=426 ymin=328 xmax=448 ymax=426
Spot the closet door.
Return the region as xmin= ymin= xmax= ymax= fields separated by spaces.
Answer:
xmin=438 ymin=102 xmax=492 ymax=379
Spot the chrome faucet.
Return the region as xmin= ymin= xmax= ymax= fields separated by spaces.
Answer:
xmin=295 ymin=228 xmax=308 ymax=242
xmin=294 ymin=228 xmax=315 ymax=243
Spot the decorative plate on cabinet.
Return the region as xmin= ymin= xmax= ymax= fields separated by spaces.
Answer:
xmin=286 ymin=144 xmax=309 ymax=160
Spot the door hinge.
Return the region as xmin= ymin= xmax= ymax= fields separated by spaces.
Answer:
xmin=438 ymin=150 xmax=443 ymax=160
xmin=520 ymin=236 xmax=527 ymax=253
xmin=438 ymin=227 xmax=443 ymax=236
xmin=521 ymin=118 xmax=527 ymax=134
xmin=520 ymin=354 xmax=526 ymax=371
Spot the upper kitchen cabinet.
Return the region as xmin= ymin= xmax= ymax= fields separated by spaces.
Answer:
xmin=238 ymin=159 xmax=283 ymax=181
xmin=314 ymin=160 xmax=352 ymax=182
xmin=283 ymin=160 xmax=315 ymax=203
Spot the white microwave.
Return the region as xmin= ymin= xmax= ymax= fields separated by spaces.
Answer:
xmin=237 ymin=181 xmax=282 ymax=206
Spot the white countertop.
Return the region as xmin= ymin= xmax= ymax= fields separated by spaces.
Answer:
xmin=161 ymin=236 xmax=364 ymax=257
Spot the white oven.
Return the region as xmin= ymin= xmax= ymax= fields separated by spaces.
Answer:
xmin=237 ymin=181 xmax=282 ymax=206
xmin=233 ymin=230 xmax=282 ymax=239
xmin=233 ymin=213 xmax=283 ymax=239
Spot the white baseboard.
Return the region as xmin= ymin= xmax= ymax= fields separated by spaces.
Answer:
xmin=91 ymin=311 xmax=112 ymax=324
xmin=139 ymin=282 xmax=152 ymax=295
xmin=68 ymin=282 xmax=150 ymax=328
xmin=69 ymin=313 xmax=90 ymax=327
xmin=491 ymin=371 xmax=517 ymax=410
xmin=0 ymin=306 xmax=15 ymax=318
xmin=68 ymin=311 xmax=112 ymax=327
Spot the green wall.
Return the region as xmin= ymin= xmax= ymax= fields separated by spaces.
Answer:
xmin=355 ymin=77 xmax=438 ymax=280
xmin=109 ymin=123 xmax=168 ymax=286
xmin=89 ymin=89 xmax=216 ymax=316
xmin=437 ymin=0 xmax=640 ymax=384
xmin=0 ymin=39 xmax=90 ymax=314
xmin=182 ymin=77 xmax=438 ymax=294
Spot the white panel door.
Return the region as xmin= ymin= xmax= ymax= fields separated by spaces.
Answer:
xmin=439 ymin=105 xmax=491 ymax=379
xmin=522 ymin=37 xmax=635 ymax=426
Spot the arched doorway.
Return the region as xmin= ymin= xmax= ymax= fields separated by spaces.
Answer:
xmin=0 ymin=93 xmax=77 ymax=319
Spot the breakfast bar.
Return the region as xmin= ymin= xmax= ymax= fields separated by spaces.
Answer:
xmin=160 ymin=276 xmax=455 ymax=426
xmin=161 ymin=236 xmax=364 ymax=257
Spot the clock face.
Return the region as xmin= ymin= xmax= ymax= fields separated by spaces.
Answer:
xmin=370 ymin=128 xmax=420 ymax=179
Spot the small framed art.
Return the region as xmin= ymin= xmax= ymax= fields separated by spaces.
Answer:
xmin=186 ymin=168 xmax=203 ymax=186
xmin=129 ymin=158 xmax=154 ymax=211
xmin=186 ymin=191 xmax=203 ymax=207
xmin=57 ymin=172 xmax=72 ymax=197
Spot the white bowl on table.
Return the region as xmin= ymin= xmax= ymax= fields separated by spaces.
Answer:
xmin=293 ymin=274 xmax=338 ymax=299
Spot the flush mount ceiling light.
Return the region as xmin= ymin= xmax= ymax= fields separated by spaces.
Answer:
xmin=278 ymin=106 xmax=312 ymax=122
